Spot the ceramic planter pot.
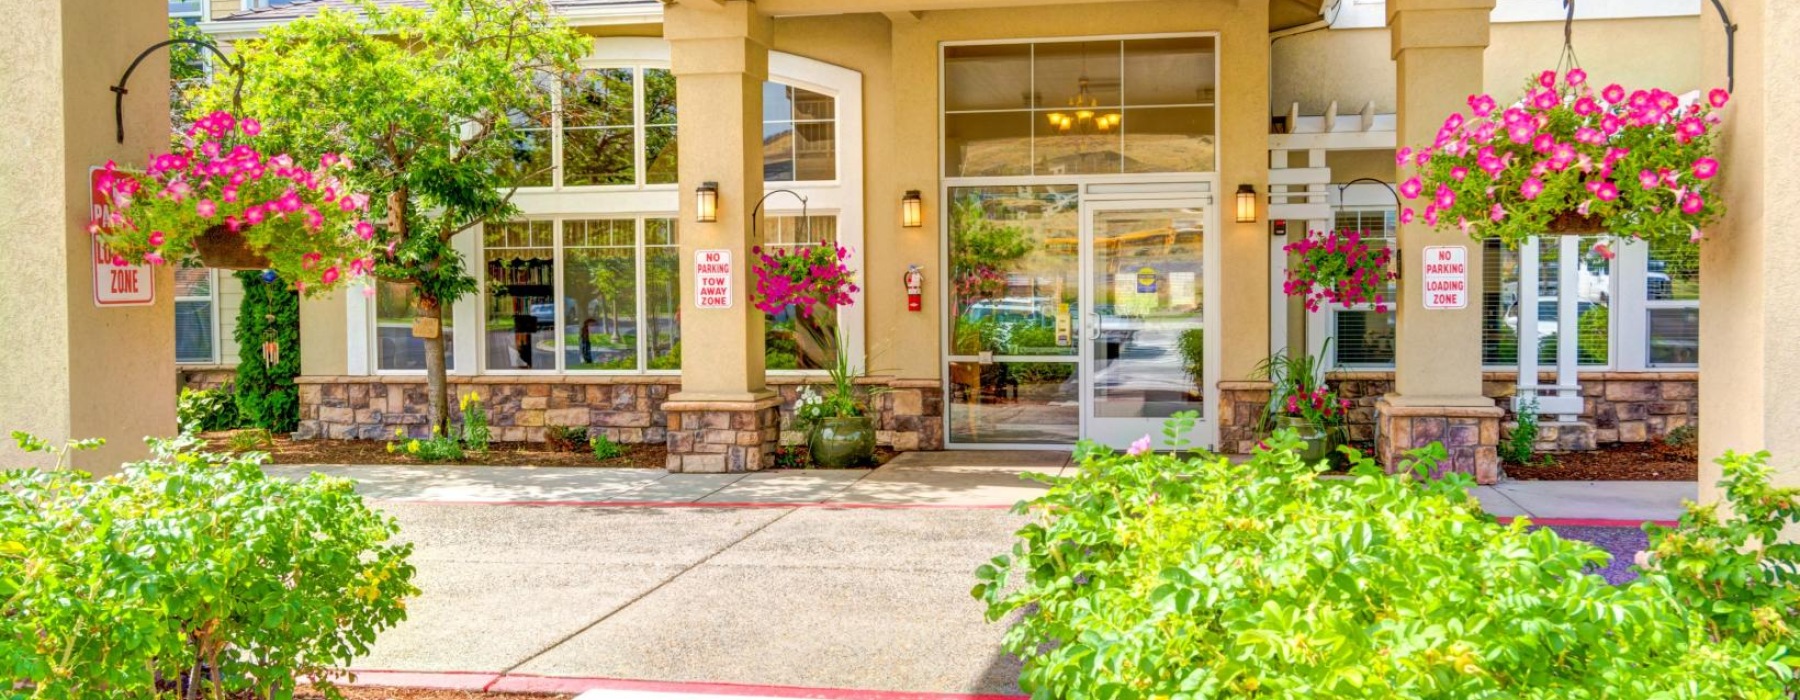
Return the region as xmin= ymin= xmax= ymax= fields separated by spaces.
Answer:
xmin=195 ymin=224 xmax=272 ymax=270
xmin=807 ymin=415 xmax=875 ymax=468
xmin=1277 ymin=415 xmax=1338 ymax=466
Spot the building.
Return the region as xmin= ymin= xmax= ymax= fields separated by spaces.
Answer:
xmin=159 ymin=0 xmax=1708 ymax=479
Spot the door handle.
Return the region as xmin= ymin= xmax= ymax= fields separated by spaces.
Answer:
xmin=1087 ymin=312 xmax=1101 ymax=341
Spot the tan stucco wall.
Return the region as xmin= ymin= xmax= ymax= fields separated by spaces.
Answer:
xmin=299 ymin=290 xmax=348 ymax=376
xmin=217 ymin=272 xmax=243 ymax=364
xmin=1 ymin=0 xmax=176 ymax=472
xmin=1273 ymin=16 xmax=1700 ymax=118
xmin=768 ymin=0 xmax=1269 ymax=381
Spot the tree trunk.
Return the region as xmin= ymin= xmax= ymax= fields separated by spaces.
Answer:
xmin=421 ymin=295 xmax=451 ymax=437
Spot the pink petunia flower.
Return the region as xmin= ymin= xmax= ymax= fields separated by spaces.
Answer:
xmin=1681 ymin=192 xmax=1704 ymax=215
xmin=1565 ymin=68 xmax=1587 ymax=86
xmin=1468 ymin=94 xmax=1497 ymax=117
xmin=1538 ymin=70 xmax=1557 ymax=89
xmin=1126 ymin=434 xmax=1152 ymax=456
xmin=1708 ymin=88 xmax=1730 ymax=109
xmin=1693 ymin=157 xmax=1719 ymax=180
xmin=1399 ymin=176 xmax=1424 ymax=200
xmin=1521 ymin=177 xmax=1546 ymax=200
xmin=1602 ymin=84 xmax=1626 ymax=104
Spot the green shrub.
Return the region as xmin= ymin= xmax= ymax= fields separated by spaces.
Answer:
xmin=227 ymin=427 xmax=276 ymax=452
xmin=1666 ymin=423 xmax=1699 ymax=450
xmin=546 ymin=424 xmax=589 ymax=453
xmin=386 ymin=427 xmax=463 ymax=462
xmin=590 ymin=433 xmax=624 ymax=461
xmin=772 ymin=444 xmax=811 ymax=469
xmin=459 ymin=391 xmax=491 ymax=453
xmin=1177 ymin=327 xmax=1204 ymax=384
xmin=0 ymin=433 xmax=416 ymax=698
xmin=975 ymin=418 xmax=1799 ymax=698
xmin=1501 ymin=398 xmax=1540 ymax=465
xmin=177 ymin=385 xmax=239 ymax=432
xmin=233 ymin=270 xmax=302 ymax=433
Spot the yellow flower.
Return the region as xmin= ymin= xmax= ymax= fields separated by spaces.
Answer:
xmin=460 ymin=393 xmax=473 ymax=411
xmin=385 ymin=442 xmax=396 ymax=454
xmin=407 ymin=440 xmax=420 ymax=454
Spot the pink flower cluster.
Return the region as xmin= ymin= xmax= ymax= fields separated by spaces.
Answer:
xmin=1283 ymin=385 xmax=1351 ymax=424
xmin=1398 ymin=69 xmax=1728 ymax=248
xmin=1282 ymin=229 xmax=1396 ymax=313
xmin=953 ymin=265 xmax=1008 ymax=303
xmin=89 ymin=111 xmax=381 ymax=293
xmin=751 ymin=244 xmax=860 ymax=316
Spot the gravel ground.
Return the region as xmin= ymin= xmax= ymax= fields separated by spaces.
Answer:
xmin=1542 ymin=524 xmax=1651 ymax=585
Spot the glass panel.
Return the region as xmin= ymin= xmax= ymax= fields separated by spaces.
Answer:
xmin=1481 ymin=238 xmax=1610 ymax=366
xmin=1647 ymin=307 xmax=1699 ymax=367
xmin=1121 ymin=106 xmax=1215 ymax=173
xmin=1574 ymin=236 xmax=1611 ymax=366
xmin=1481 ymin=239 xmax=1520 ymax=365
xmin=1034 ymin=40 xmax=1122 ymax=110
xmin=175 ymin=300 xmax=213 ymax=364
xmin=1034 ymin=113 xmax=1121 ymax=175
xmin=1090 ymin=207 xmax=1207 ymax=419
xmin=1334 ymin=310 xmax=1395 ymax=366
xmin=563 ymin=220 xmax=639 ymax=370
xmin=1123 ymin=36 xmax=1216 ymax=106
xmin=945 ymin=112 xmax=1032 ymax=177
xmin=763 ymin=215 xmax=840 ymax=370
xmin=762 ymin=82 xmax=793 ymax=122
xmin=794 ymin=122 xmax=836 ymax=181
xmin=762 ymin=123 xmax=795 ymax=182
xmin=375 ymin=280 xmax=455 ymax=371
xmin=484 ymin=221 xmax=557 ymax=371
xmin=792 ymin=87 xmax=836 ymax=121
xmin=1647 ymin=238 xmax=1699 ymax=301
xmin=948 ymin=360 xmax=1079 ymax=444
xmin=944 ymin=43 xmax=1032 ymax=112
xmin=948 ymin=185 xmax=1079 ymax=357
xmin=645 ymin=218 xmax=682 ymax=369
xmin=503 ymin=73 xmax=554 ymax=188
xmin=563 ymin=127 xmax=635 ymax=186
xmin=645 ymin=68 xmax=677 ymax=125
xmin=645 ymin=125 xmax=678 ymax=184
xmin=174 ymin=267 xmax=211 ymax=297
xmin=566 ymin=68 xmax=634 ymax=127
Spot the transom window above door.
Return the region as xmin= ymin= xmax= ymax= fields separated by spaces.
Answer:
xmin=943 ymin=36 xmax=1218 ymax=178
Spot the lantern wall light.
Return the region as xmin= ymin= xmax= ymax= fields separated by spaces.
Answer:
xmin=1235 ymin=184 xmax=1257 ymax=224
xmin=695 ymin=181 xmax=719 ymax=223
xmin=902 ymin=190 xmax=923 ymax=228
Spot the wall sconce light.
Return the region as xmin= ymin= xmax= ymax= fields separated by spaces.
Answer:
xmin=902 ymin=190 xmax=923 ymax=228
xmin=1235 ymin=184 xmax=1257 ymax=224
xmin=695 ymin=181 xmax=719 ymax=223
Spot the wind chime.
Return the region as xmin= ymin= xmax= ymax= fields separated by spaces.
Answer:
xmin=258 ymin=272 xmax=281 ymax=368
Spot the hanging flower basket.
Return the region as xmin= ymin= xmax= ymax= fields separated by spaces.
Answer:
xmin=1282 ymin=228 xmax=1396 ymax=313
xmin=1399 ymin=68 xmax=1730 ymax=250
xmin=90 ymin=111 xmax=381 ymax=293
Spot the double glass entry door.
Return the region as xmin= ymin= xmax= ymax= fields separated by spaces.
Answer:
xmin=944 ymin=186 xmax=1214 ymax=450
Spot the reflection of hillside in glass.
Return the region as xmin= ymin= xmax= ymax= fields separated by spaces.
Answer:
xmin=948 ymin=186 xmax=1079 ymax=357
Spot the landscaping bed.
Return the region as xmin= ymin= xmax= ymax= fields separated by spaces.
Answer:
xmin=301 ymin=689 xmax=568 ymax=700
xmin=1504 ymin=440 xmax=1698 ymax=481
xmin=204 ymin=433 xmax=668 ymax=468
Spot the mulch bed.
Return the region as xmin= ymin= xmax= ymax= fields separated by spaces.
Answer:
xmin=1503 ymin=440 xmax=1698 ymax=481
xmin=300 ymin=689 xmax=568 ymax=700
xmin=205 ymin=433 xmax=667 ymax=468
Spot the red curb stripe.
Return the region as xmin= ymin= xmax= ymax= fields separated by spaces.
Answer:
xmin=338 ymin=669 xmax=499 ymax=690
xmin=370 ymin=498 xmax=1019 ymax=510
xmin=1498 ymin=516 xmax=1679 ymax=528
xmin=486 ymin=673 xmax=1026 ymax=699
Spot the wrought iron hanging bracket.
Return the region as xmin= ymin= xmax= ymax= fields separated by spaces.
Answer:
xmin=113 ymin=38 xmax=245 ymax=144
xmin=1707 ymin=0 xmax=1738 ymax=94
xmin=751 ymin=189 xmax=811 ymax=241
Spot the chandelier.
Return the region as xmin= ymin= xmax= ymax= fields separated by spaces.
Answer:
xmin=1045 ymin=75 xmax=1121 ymax=135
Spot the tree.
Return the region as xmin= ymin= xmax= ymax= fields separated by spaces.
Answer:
xmin=195 ymin=0 xmax=588 ymax=434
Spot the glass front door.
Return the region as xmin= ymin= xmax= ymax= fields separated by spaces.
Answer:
xmin=945 ymin=188 xmax=1215 ymax=450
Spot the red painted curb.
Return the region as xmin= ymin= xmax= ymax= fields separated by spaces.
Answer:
xmin=372 ymin=498 xmax=1019 ymax=511
xmin=1499 ymin=515 xmax=1679 ymax=528
xmin=339 ymin=669 xmax=499 ymax=690
xmin=488 ymin=674 xmax=1025 ymax=699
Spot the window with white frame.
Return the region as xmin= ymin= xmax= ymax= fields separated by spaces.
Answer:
xmin=1644 ymin=238 xmax=1698 ymax=367
xmin=175 ymin=266 xmax=217 ymax=364
xmin=374 ymin=280 xmax=455 ymax=371
xmin=1326 ymin=206 xmax=1397 ymax=367
xmin=1480 ymin=237 xmax=1615 ymax=368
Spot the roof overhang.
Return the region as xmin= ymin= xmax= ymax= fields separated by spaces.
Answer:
xmin=200 ymin=2 xmax=664 ymax=41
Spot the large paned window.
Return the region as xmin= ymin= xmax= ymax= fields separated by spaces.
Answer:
xmin=175 ymin=266 xmax=216 ymax=364
xmin=763 ymin=83 xmax=837 ymax=182
xmin=1326 ymin=207 xmax=1398 ymax=367
xmin=943 ymin=36 xmax=1217 ymax=178
xmin=507 ymin=66 xmax=680 ymax=189
xmin=761 ymin=214 xmax=841 ymax=370
xmin=1645 ymin=239 xmax=1699 ymax=367
xmin=1480 ymin=237 xmax=1614 ymax=367
xmin=480 ymin=218 xmax=680 ymax=373
xmin=374 ymin=280 xmax=455 ymax=371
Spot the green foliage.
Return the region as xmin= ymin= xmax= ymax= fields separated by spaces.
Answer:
xmin=772 ymin=444 xmax=812 ymax=470
xmin=1666 ymin=424 xmax=1699 ymax=450
xmin=793 ymin=344 xmax=873 ymax=433
xmin=0 ymin=435 xmax=416 ymax=698
xmin=234 ymin=270 xmax=303 ymax=432
xmin=1177 ymin=328 xmax=1205 ymax=385
xmin=975 ymin=421 xmax=1800 ymax=698
xmin=386 ymin=427 xmax=464 ymax=462
xmin=1251 ymin=340 xmax=1345 ymax=431
xmin=949 ymin=195 xmax=1035 ymax=306
xmin=228 ymin=427 xmax=276 ymax=452
xmin=545 ymin=424 xmax=589 ymax=453
xmin=459 ymin=391 xmax=492 ymax=453
xmin=649 ymin=341 xmax=682 ymax=370
xmin=1501 ymin=399 xmax=1540 ymax=465
xmin=177 ymin=385 xmax=239 ymax=433
xmin=1577 ymin=303 xmax=1610 ymax=365
xmin=590 ymin=434 xmax=624 ymax=461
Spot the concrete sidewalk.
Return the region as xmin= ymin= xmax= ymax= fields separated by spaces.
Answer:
xmin=267 ymin=450 xmax=1692 ymax=521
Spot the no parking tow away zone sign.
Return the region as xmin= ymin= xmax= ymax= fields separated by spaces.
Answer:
xmin=694 ymin=249 xmax=733 ymax=309
xmin=90 ymin=166 xmax=155 ymax=307
xmin=1422 ymin=245 xmax=1467 ymax=310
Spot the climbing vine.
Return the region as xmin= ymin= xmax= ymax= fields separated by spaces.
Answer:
xmin=234 ymin=270 xmax=302 ymax=433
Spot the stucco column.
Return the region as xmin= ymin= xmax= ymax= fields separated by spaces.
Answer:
xmin=1376 ymin=0 xmax=1504 ymax=482
xmin=662 ymin=0 xmax=780 ymax=472
xmin=0 ymin=0 xmax=175 ymax=473
xmin=1700 ymin=0 xmax=1800 ymax=509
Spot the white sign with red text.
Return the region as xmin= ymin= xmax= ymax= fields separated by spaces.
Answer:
xmin=1421 ymin=245 xmax=1468 ymax=310
xmin=694 ymin=249 xmax=733 ymax=309
xmin=90 ymin=166 xmax=155 ymax=307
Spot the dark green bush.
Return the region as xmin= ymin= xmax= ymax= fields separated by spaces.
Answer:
xmin=976 ymin=416 xmax=1799 ymax=698
xmin=0 ymin=434 xmax=417 ymax=698
xmin=233 ymin=270 xmax=302 ymax=433
xmin=177 ymin=385 xmax=239 ymax=432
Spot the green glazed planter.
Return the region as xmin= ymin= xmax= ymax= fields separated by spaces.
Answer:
xmin=808 ymin=415 xmax=876 ymax=468
xmin=1278 ymin=415 xmax=1338 ymax=467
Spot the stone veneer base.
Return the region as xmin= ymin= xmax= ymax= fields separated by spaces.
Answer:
xmin=1375 ymin=399 xmax=1504 ymax=485
xmin=663 ymin=398 xmax=782 ymax=473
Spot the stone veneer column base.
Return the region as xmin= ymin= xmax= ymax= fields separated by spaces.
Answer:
xmin=663 ymin=397 xmax=782 ymax=473
xmin=1217 ymin=381 xmax=1274 ymax=454
xmin=1374 ymin=398 xmax=1504 ymax=485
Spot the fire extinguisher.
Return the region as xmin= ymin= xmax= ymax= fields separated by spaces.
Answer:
xmin=904 ymin=264 xmax=924 ymax=312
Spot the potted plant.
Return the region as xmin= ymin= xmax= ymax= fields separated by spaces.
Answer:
xmin=90 ymin=111 xmax=381 ymax=292
xmin=1283 ymin=228 xmax=1396 ymax=313
xmin=1400 ymin=68 xmax=1728 ymax=251
xmin=793 ymin=345 xmax=877 ymax=468
xmin=1252 ymin=341 xmax=1350 ymax=466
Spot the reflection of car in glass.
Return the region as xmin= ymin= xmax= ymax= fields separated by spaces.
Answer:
xmin=963 ymin=297 xmax=1054 ymax=326
xmin=1646 ymin=260 xmax=1673 ymax=300
xmin=530 ymin=303 xmax=555 ymax=328
xmin=1504 ymin=299 xmax=1603 ymax=339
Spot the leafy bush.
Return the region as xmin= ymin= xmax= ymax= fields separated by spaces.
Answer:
xmin=459 ymin=391 xmax=492 ymax=453
xmin=177 ymin=385 xmax=239 ymax=432
xmin=0 ymin=433 xmax=416 ymax=698
xmin=228 ymin=427 xmax=276 ymax=452
xmin=590 ymin=434 xmax=624 ymax=461
xmin=1177 ymin=328 xmax=1204 ymax=385
xmin=772 ymin=444 xmax=812 ymax=469
xmin=386 ymin=426 xmax=463 ymax=462
xmin=546 ymin=424 xmax=589 ymax=453
xmin=234 ymin=270 xmax=302 ymax=433
xmin=975 ymin=419 xmax=1799 ymax=698
xmin=1501 ymin=398 xmax=1540 ymax=465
